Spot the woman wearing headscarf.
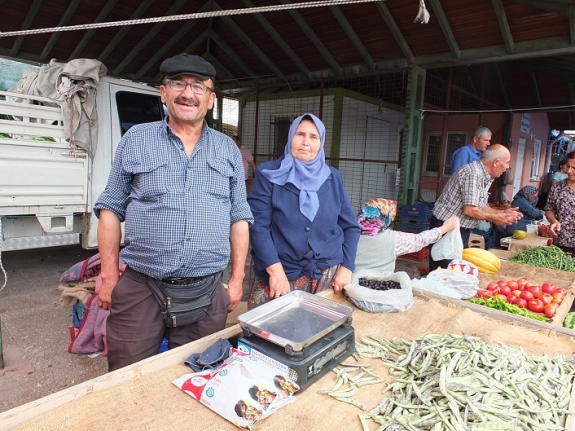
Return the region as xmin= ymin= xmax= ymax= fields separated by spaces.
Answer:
xmin=354 ymin=198 xmax=458 ymax=273
xmin=505 ymin=185 xmax=543 ymax=236
xmin=247 ymin=113 xmax=360 ymax=309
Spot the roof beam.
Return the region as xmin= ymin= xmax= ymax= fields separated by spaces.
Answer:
xmin=10 ymin=0 xmax=43 ymax=57
xmin=510 ymin=0 xmax=575 ymax=17
xmin=571 ymin=16 xmax=575 ymax=45
xmin=213 ymin=1 xmax=285 ymax=80
xmin=39 ymin=0 xmax=83 ymax=61
xmin=530 ymin=72 xmax=541 ymax=107
xmin=112 ymin=0 xmax=194 ymax=75
xmin=491 ymin=0 xmax=514 ymax=53
xmin=135 ymin=25 xmax=209 ymax=80
xmin=210 ymin=32 xmax=260 ymax=83
xmin=328 ymin=5 xmax=374 ymax=70
xmin=277 ymin=0 xmax=340 ymax=74
xmin=206 ymin=54 xmax=238 ymax=84
xmin=97 ymin=0 xmax=155 ymax=63
xmin=68 ymin=0 xmax=119 ymax=61
xmin=374 ymin=1 xmax=414 ymax=63
xmin=218 ymin=35 xmax=575 ymax=92
xmin=428 ymin=0 xmax=460 ymax=59
xmin=240 ymin=0 xmax=309 ymax=77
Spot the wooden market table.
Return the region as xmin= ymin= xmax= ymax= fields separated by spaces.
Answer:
xmin=3 ymin=284 xmax=575 ymax=431
xmin=506 ymin=233 xmax=551 ymax=254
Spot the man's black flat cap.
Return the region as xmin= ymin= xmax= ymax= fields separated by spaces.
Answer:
xmin=160 ymin=53 xmax=216 ymax=80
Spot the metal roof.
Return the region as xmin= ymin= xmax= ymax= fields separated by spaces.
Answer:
xmin=1 ymin=0 xmax=575 ymax=129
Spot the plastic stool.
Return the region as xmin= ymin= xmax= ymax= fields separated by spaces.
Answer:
xmin=469 ymin=234 xmax=485 ymax=249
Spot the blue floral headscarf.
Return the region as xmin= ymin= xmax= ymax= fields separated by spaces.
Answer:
xmin=357 ymin=198 xmax=397 ymax=236
xmin=261 ymin=113 xmax=331 ymax=222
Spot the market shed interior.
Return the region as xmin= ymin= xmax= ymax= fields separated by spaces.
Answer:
xmin=2 ymin=0 xmax=575 ymax=211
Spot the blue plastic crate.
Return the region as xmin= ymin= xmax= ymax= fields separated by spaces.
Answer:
xmin=400 ymin=202 xmax=434 ymax=220
xmin=400 ymin=218 xmax=430 ymax=233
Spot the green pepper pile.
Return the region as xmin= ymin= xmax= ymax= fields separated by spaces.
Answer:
xmin=469 ymin=296 xmax=551 ymax=322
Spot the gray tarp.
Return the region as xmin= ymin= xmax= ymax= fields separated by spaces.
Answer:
xmin=8 ymin=58 xmax=108 ymax=158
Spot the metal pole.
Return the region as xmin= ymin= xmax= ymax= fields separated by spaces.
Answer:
xmin=0 ymin=315 xmax=4 ymax=369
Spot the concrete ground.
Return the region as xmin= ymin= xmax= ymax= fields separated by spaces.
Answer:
xmin=0 ymin=244 xmax=422 ymax=414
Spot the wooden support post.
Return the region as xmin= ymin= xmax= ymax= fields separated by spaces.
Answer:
xmin=0 ymin=315 xmax=4 ymax=369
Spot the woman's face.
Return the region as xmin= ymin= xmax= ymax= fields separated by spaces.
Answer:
xmin=561 ymin=163 xmax=569 ymax=173
xmin=566 ymin=159 xmax=575 ymax=180
xmin=290 ymin=119 xmax=322 ymax=162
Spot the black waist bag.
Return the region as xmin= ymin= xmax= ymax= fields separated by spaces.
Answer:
xmin=147 ymin=272 xmax=222 ymax=327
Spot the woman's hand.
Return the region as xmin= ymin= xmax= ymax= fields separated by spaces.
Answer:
xmin=332 ymin=266 xmax=352 ymax=293
xmin=438 ymin=216 xmax=459 ymax=235
xmin=266 ymin=262 xmax=291 ymax=299
xmin=550 ymin=221 xmax=561 ymax=236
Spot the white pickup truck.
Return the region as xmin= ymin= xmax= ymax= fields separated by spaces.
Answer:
xmin=0 ymin=76 xmax=164 ymax=251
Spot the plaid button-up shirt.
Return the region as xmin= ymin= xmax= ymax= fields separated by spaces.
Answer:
xmin=433 ymin=160 xmax=493 ymax=229
xmin=94 ymin=119 xmax=253 ymax=279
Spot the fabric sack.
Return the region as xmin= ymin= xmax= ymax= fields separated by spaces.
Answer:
xmin=68 ymin=293 xmax=109 ymax=355
xmin=344 ymin=269 xmax=413 ymax=313
xmin=147 ymin=272 xmax=222 ymax=327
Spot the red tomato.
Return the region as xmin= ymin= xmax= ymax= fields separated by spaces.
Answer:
xmin=516 ymin=298 xmax=528 ymax=308
xmin=499 ymin=286 xmax=512 ymax=296
xmin=497 ymin=280 xmax=507 ymax=287
xmin=506 ymin=294 xmax=517 ymax=303
xmin=476 ymin=289 xmax=491 ymax=299
xmin=527 ymin=299 xmax=545 ymax=313
xmin=517 ymin=278 xmax=528 ymax=287
xmin=512 ymin=289 xmax=522 ymax=298
xmin=544 ymin=303 xmax=557 ymax=318
xmin=553 ymin=290 xmax=566 ymax=301
xmin=506 ymin=280 xmax=519 ymax=289
xmin=520 ymin=290 xmax=534 ymax=301
xmin=487 ymin=282 xmax=499 ymax=290
xmin=526 ymin=285 xmax=543 ymax=299
xmin=542 ymin=283 xmax=557 ymax=294
xmin=541 ymin=293 xmax=553 ymax=305
xmin=496 ymin=294 xmax=507 ymax=301
xmin=547 ymin=238 xmax=554 ymax=246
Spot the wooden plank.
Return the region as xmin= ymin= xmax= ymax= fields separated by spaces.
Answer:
xmin=0 ymin=325 xmax=242 ymax=430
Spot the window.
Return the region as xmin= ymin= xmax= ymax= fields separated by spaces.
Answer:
xmin=116 ymin=91 xmax=165 ymax=135
xmin=423 ymin=132 xmax=467 ymax=176
xmin=423 ymin=133 xmax=441 ymax=174
xmin=530 ymin=139 xmax=541 ymax=180
xmin=271 ymin=115 xmax=294 ymax=159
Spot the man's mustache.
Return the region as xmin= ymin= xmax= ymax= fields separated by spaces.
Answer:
xmin=174 ymin=97 xmax=199 ymax=106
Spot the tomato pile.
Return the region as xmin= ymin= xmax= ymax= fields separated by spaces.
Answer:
xmin=476 ymin=278 xmax=567 ymax=318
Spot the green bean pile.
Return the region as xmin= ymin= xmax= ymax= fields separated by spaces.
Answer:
xmin=354 ymin=333 xmax=575 ymax=430
xmin=509 ymin=245 xmax=575 ymax=272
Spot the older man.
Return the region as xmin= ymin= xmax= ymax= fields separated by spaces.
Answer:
xmin=94 ymin=53 xmax=253 ymax=370
xmin=430 ymin=144 xmax=522 ymax=271
xmin=451 ymin=126 xmax=492 ymax=174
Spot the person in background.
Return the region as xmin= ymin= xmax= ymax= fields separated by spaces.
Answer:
xmin=504 ymin=185 xmax=544 ymax=236
xmin=233 ymin=135 xmax=257 ymax=194
xmin=247 ymin=113 xmax=360 ymax=309
xmin=94 ymin=53 xmax=253 ymax=371
xmin=450 ymin=126 xmax=492 ymax=174
xmin=354 ymin=198 xmax=459 ymax=273
xmin=551 ymin=158 xmax=568 ymax=187
xmin=545 ymin=150 xmax=575 ymax=256
xmin=430 ymin=144 xmax=522 ymax=271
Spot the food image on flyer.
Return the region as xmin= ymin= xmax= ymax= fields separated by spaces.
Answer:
xmin=173 ymin=348 xmax=299 ymax=429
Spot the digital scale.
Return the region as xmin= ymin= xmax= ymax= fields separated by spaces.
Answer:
xmin=236 ymin=291 xmax=355 ymax=391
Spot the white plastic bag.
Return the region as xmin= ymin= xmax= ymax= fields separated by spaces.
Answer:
xmin=344 ymin=269 xmax=413 ymax=313
xmin=431 ymin=222 xmax=463 ymax=261
xmin=425 ymin=269 xmax=479 ymax=299
xmin=411 ymin=277 xmax=462 ymax=299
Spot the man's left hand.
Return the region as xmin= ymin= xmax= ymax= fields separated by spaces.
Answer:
xmin=226 ymin=275 xmax=244 ymax=312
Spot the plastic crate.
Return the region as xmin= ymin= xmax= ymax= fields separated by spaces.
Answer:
xmin=398 ymin=246 xmax=429 ymax=262
xmin=400 ymin=202 xmax=434 ymax=220
xmin=400 ymin=218 xmax=430 ymax=233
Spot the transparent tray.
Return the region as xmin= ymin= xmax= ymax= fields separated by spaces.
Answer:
xmin=237 ymin=290 xmax=353 ymax=354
